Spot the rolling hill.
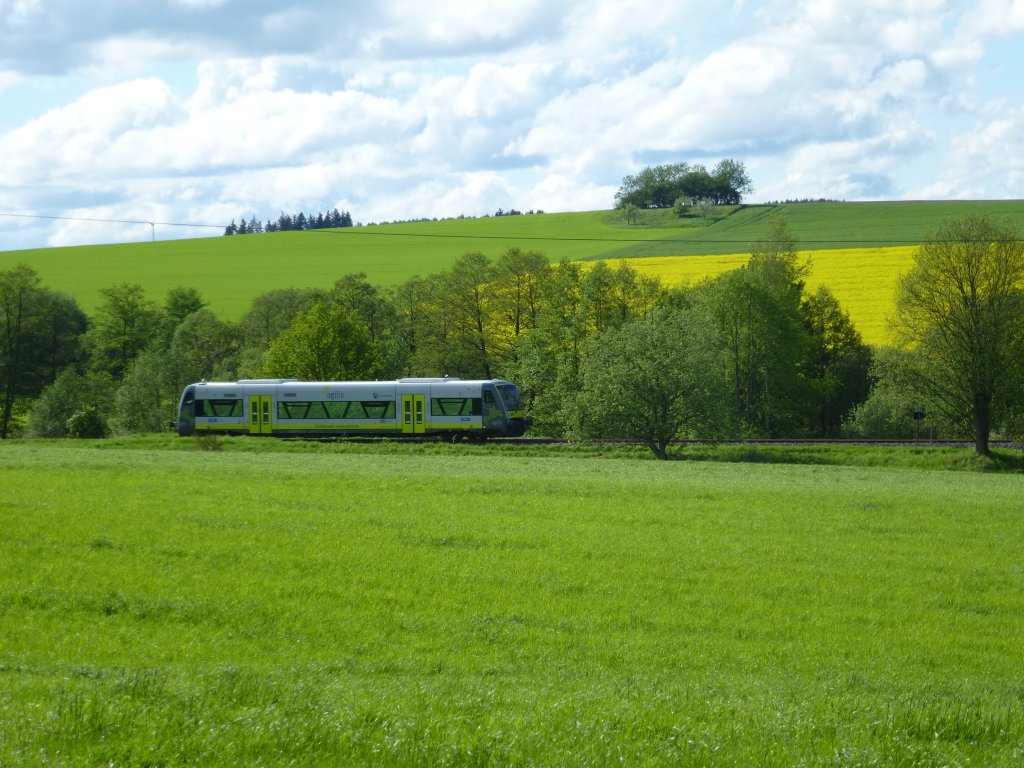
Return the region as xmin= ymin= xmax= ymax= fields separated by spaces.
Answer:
xmin=3 ymin=200 xmax=1024 ymax=345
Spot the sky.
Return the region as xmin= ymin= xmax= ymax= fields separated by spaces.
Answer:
xmin=2 ymin=0 xmax=1024 ymax=250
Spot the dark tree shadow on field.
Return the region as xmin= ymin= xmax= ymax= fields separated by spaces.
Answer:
xmin=981 ymin=449 xmax=1024 ymax=471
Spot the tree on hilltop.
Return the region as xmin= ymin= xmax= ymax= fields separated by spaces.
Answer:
xmin=615 ymin=159 xmax=753 ymax=212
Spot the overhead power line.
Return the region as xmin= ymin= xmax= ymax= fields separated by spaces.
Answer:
xmin=0 ymin=211 xmax=217 ymax=228
xmin=0 ymin=211 xmax=225 ymax=242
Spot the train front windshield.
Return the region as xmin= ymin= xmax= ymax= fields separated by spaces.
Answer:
xmin=496 ymin=384 xmax=522 ymax=411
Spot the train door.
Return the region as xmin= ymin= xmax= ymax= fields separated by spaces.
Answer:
xmin=248 ymin=395 xmax=273 ymax=435
xmin=401 ymin=394 xmax=426 ymax=434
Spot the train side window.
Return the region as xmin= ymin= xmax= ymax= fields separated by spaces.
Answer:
xmin=210 ymin=400 xmax=242 ymax=417
xmin=324 ymin=401 xmax=348 ymax=419
xmin=196 ymin=399 xmax=241 ymax=417
xmin=279 ymin=401 xmax=311 ymax=419
xmin=307 ymin=402 xmax=328 ymax=419
xmin=431 ymin=398 xmax=474 ymax=416
xmin=363 ymin=401 xmax=393 ymax=419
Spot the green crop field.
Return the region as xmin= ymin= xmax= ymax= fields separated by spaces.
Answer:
xmin=4 ymin=201 xmax=1024 ymax=320
xmin=2 ymin=439 xmax=1023 ymax=765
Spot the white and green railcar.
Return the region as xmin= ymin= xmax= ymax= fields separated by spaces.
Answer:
xmin=174 ymin=378 xmax=530 ymax=439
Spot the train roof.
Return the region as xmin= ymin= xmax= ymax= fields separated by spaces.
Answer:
xmin=188 ymin=378 xmax=514 ymax=388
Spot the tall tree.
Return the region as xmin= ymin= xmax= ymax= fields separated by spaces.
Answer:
xmin=35 ymin=292 xmax=87 ymax=380
xmin=111 ymin=309 xmax=239 ymax=435
xmin=392 ymin=275 xmax=431 ymax=377
xmin=260 ymin=301 xmax=375 ymax=381
xmin=167 ymin=309 xmax=241 ymax=387
xmin=413 ymin=253 xmax=497 ymax=379
xmin=603 ymin=262 xmax=662 ymax=328
xmin=578 ymin=306 xmax=730 ymax=458
xmin=88 ymin=283 xmax=162 ymax=379
xmin=111 ymin=349 xmax=177 ymax=434
xmin=523 ymin=260 xmax=588 ymax=435
xmin=579 ymin=261 xmax=660 ymax=336
xmin=694 ymin=218 xmax=814 ymax=435
xmin=710 ymin=158 xmax=754 ymax=205
xmin=332 ymin=273 xmax=404 ymax=378
xmin=1 ymin=265 xmax=42 ymax=438
xmin=801 ymin=286 xmax=872 ymax=436
xmin=238 ymin=287 xmax=327 ymax=373
xmin=490 ymin=247 xmax=551 ymax=363
xmin=895 ymin=213 xmax=1024 ymax=454
xmin=0 ymin=268 xmax=86 ymax=438
xmin=164 ymin=286 xmax=206 ymax=325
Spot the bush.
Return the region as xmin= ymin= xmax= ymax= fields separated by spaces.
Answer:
xmin=66 ymin=406 xmax=108 ymax=439
xmin=28 ymin=369 xmax=113 ymax=438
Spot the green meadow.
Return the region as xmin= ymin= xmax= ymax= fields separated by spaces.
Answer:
xmin=5 ymin=200 xmax=1024 ymax=318
xmin=2 ymin=439 xmax=1023 ymax=766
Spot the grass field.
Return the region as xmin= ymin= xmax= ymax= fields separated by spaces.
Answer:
xmin=2 ymin=438 xmax=1023 ymax=766
xmin=4 ymin=201 xmax=1024 ymax=324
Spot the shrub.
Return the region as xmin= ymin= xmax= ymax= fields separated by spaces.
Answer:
xmin=28 ymin=369 xmax=112 ymax=438
xmin=66 ymin=406 xmax=108 ymax=439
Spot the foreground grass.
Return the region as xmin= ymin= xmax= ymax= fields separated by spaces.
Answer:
xmin=84 ymin=432 xmax=1024 ymax=473
xmin=1 ymin=441 xmax=1023 ymax=766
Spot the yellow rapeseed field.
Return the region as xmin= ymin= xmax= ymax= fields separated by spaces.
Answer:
xmin=613 ymin=246 xmax=918 ymax=346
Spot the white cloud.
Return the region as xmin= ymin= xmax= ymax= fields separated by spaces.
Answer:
xmin=377 ymin=0 xmax=560 ymax=55
xmin=779 ymin=125 xmax=935 ymax=200
xmin=0 ymin=69 xmax=21 ymax=91
xmin=1 ymin=79 xmax=183 ymax=181
xmin=909 ymin=107 xmax=1024 ymax=198
xmin=2 ymin=0 xmax=1024 ymax=250
xmin=172 ymin=0 xmax=228 ymax=8
xmin=969 ymin=0 xmax=1024 ymax=35
xmin=356 ymin=171 xmax=519 ymax=223
xmin=528 ymin=174 xmax=615 ymax=214
xmin=3 ymin=0 xmax=44 ymax=25
xmin=455 ymin=61 xmax=554 ymax=119
xmin=84 ymin=35 xmax=202 ymax=81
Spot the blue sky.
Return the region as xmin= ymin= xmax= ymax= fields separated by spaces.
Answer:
xmin=2 ymin=0 xmax=1024 ymax=250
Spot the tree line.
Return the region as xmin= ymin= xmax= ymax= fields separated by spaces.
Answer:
xmin=3 ymin=212 xmax=1022 ymax=456
xmin=224 ymin=208 xmax=353 ymax=235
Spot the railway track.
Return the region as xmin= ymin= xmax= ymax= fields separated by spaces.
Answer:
xmin=480 ymin=437 xmax=1024 ymax=449
xmin=298 ymin=434 xmax=1022 ymax=449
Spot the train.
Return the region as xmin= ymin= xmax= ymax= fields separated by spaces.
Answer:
xmin=173 ymin=377 xmax=531 ymax=439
